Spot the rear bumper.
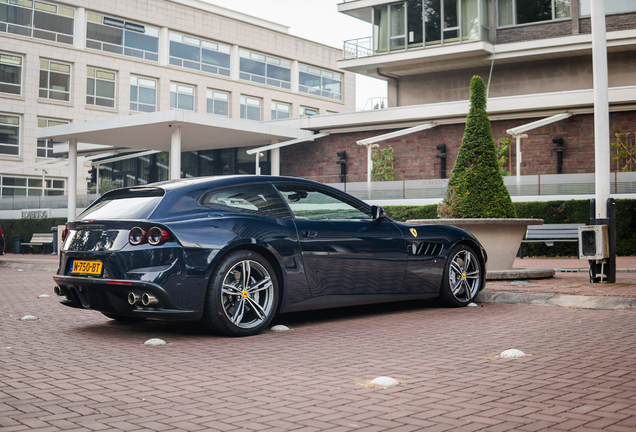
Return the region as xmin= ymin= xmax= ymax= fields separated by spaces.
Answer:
xmin=52 ymin=275 xmax=202 ymax=321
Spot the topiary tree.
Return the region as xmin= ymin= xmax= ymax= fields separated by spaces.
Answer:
xmin=438 ymin=75 xmax=517 ymax=218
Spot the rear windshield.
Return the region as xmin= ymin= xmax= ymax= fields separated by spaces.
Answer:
xmin=77 ymin=196 xmax=162 ymax=220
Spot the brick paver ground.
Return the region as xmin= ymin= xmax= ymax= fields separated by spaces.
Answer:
xmin=1 ymin=266 xmax=636 ymax=431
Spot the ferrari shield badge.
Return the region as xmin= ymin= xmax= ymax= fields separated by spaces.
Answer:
xmin=410 ymin=228 xmax=418 ymax=237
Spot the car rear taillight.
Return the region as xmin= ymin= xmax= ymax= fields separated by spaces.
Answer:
xmin=129 ymin=227 xmax=146 ymax=245
xmin=61 ymin=227 xmax=69 ymax=242
xmin=0 ymin=227 xmax=3 ymax=236
xmin=147 ymin=227 xmax=170 ymax=246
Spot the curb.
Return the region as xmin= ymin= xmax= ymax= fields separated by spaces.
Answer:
xmin=0 ymin=261 xmax=58 ymax=272
xmin=476 ymin=290 xmax=636 ymax=310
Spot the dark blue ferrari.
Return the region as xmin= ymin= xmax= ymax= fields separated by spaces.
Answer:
xmin=53 ymin=176 xmax=487 ymax=336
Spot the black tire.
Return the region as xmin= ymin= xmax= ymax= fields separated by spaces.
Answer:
xmin=201 ymin=250 xmax=279 ymax=337
xmin=438 ymin=244 xmax=483 ymax=307
xmin=101 ymin=312 xmax=147 ymax=323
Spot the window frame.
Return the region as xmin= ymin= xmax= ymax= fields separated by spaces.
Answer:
xmin=240 ymin=95 xmax=262 ymax=121
xmin=86 ymin=12 xmax=159 ymax=62
xmin=271 ymin=101 xmax=290 ymax=120
xmin=0 ymin=113 xmax=21 ymax=157
xmin=169 ymin=31 xmax=231 ymax=77
xmin=206 ymin=89 xmax=230 ymax=117
xmin=0 ymin=175 xmax=66 ymax=197
xmin=39 ymin=59 xmax=71 ymax=102
xmin=0 ymin=0 xmax=74 ymax=45
xmin=0 ymin=53 xmax=23 ymax=96
xmin=239 ymin=49 xmax=292 ymax=90
xmin=199 ymin=183 xmax=293 ymax=219
xmin=37 ymin=117 xmax=68 ymax=158
xmin=86 ymin=67 xmax=117 ymax=109
xmin=170 ymin=82 xmax=195 ymax=111
xmin=298 ymin=64 xmax=342 ymax=101
xmin=497 ymin=0 xmax=572 ymax=28
xmin=130 ymin=76 xmax=157 ymax=113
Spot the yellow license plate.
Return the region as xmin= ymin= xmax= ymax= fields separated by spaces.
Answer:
xmin=71 ymin=260 xmax=103 ymax=275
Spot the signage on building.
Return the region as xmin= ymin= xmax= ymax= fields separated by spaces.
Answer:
xmin=21 ymin=209 xmax=52 ymax=219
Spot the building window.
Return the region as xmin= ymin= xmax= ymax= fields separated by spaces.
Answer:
xmin=169 ymin=32 xmax=231 ymax=77
xmin=39 ymin=60 xmax=70 ymax=101
xmin=37 ymin=118 xmax=68 ymax=158
xmin=498 ymin=0 xmax=571 ymax=26
xmin=300 ymin=106 xmax=318 ymax=117
xmin=86 ymin=13 xmax=159 ymax=62
xmin=579 ymin=0 xmax=636 ymax=16
xmin=130 ymin=76 xmax=157 ymax=113
xmin=86 ymin=68 xmax=116 ymax=108
xmin=170 ymin=83 xmax=195 ymax=111
xmin=299 ymin=65 xmax=342 ymax=101
xmin=240 ymin=96 xmax=261 ymax=121
xmin=0 ymin=114 xmax=20 ymax=156
xmin=206 ymin=90 xmax=229 ymax=116
xmin=239 ymin=50 xmax=291 ymax=90
xmin=0 ymin=53 xmax=22 ymax=95
xmin=271 ymin=102 xmax=290 ymax=120
xmin=0 ymin=0 xmax=74 ymax=44
xmin=0 ymin=176 xmax=65 ymax=197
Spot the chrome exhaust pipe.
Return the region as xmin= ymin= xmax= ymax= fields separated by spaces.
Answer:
xmin=141 ymin=293 xmax=158 ymax=306
xmin=128 ymin=292 xmax=141 ymax=305
xmin=54 ymin=285 xmax=63 ymax=296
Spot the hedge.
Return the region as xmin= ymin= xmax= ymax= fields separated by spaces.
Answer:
xmin=385 ymin=199 xmax=636 ymax=257
xmin=0 ymin=218 xmax=66 ymax=254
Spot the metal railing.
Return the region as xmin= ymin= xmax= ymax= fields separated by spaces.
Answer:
xmin=343 ymin=37 xmax=373 ymax=59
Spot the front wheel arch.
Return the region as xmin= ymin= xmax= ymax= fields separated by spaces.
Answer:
xmin=438 ymin=243 xmax=485 ymax=307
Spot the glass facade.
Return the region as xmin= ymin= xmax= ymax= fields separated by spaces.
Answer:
xmin=299 ymin=64 xmax=342 ymax=101
xmin=86 ymin=13 xmax=159 ymax=61
xmin=130 ymin=76 xmax=157 ymax=112
xmin=0 ymin=0 xmax=74 ymax=45
xmin=169 ymin=32 xmax=230 ymax=77
xmin=98 ymin=148 xmax=270 ymax=188
xmin=498 ymin=0 xmax=571 ymax=26
xmin=39 ymin=59 xmax=70 ymax=101
xmin=86 ymin=68 xmax=116 ymax=108
xmin=0 ymin=53 xmax=21 ymax=95
xmin=579 ymin=0 xmax=636 ymax=16
xmin=374 ymin=0 xmax=489 ymax=52
xmin=37 ymin=118 xmax=67 ymax=158
xmin=0 ymin=175 xmax=65 ymax=197
xmin=239 ymin=49 xmax=291 ymax=90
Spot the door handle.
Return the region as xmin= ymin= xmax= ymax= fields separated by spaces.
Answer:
xmin=302 ymin=231 xmax=318 ymax=238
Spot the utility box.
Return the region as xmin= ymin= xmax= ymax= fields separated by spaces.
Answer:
xmin=579 ymin=225 xmax=609 ymax=260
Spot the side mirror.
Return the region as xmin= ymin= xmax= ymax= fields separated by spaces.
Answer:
xmin=371 ymin=205 xmax=386 ymax=220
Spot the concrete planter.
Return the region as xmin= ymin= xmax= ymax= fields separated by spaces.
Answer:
xmin=406 ymin=218 xmax=544 ymax=272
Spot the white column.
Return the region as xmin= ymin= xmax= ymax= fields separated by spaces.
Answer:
xmin=516 ymin=134 xmax=521 ymax=195
xmin=254 ymin=153 xmax=260 ymax=175
xmin=271 ymin=141 xmax=280 ymax=176
xmin=291 ymin=60 xmax=299 ymax=93
xmin=67 ymin=139 xmax=77 ymax=222
xmin=591 ymin=0 xmax=610 ymax=219
xmin=170 ymin=126 xmax=181 ymax=180
xmin=159 ymin=27 xmax=169 ymax=66
xmin=230 ymin=45 xmax=240 ymax=80
xmin=73 ymin=7 xmax=86 ymax=51
xmin=367 ymin=144 xmax=372 ymax=199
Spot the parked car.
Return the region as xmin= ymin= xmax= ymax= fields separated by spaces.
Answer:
xmin=53 ymin=176 xmax=487 ymax=336
xmin=0 ymin=224 xmax=4 ymax=255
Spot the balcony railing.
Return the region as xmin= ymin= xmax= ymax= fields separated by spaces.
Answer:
xmin=343 ymin=37 xmax=373 ymax=59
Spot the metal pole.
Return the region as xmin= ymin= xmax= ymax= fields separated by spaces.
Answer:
xmin=41 ymin=169 xmax=46 ymax=196
xmin=67 ymin=139 xmax=77 ymax=222
xmin=96 ymin=164 xmax=100 ymax=196
xmin=169 ymin=125 xmax=181 ymax=180
xmin=367 ymin=144 xmax=372 ymax=199
xmin=516 ymin=134 xmax=521 ymax=195
xmin=591 ymin=0 xmax=610 ymax=219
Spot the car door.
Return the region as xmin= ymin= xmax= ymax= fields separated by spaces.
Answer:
xmin=273 ymin=183 xmax=406 ymax=297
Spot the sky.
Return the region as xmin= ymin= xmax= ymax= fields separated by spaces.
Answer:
xmin=201 ymin=0 xmax=387 ymax=111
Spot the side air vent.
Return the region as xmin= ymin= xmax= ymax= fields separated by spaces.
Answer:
xmin=411 ymin=242 xmax=443 ymax=257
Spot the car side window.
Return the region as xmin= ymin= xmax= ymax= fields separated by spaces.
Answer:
xmin=200 ymin=184 xmax=292 ymax=219
xmin=274 ymin=184 xmax=371 ymax=221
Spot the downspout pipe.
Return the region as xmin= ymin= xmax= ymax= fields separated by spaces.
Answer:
xmin=376 ymin=68 xmax=399 ymax=107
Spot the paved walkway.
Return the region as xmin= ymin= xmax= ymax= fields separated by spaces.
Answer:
xmin=1 ymin=266 xmax=635 ymax=431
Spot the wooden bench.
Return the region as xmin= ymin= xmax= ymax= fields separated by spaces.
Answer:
xmin=21 ymin=233 xmax=54 ymax=255
xmin=519 ymin=223 xmax=585 ymax=258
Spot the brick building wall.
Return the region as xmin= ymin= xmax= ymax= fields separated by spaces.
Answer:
xmin=281 ymin=112 xmax=635 ymax=183
xmin=497 ymin=20 xmax=573 ymax=44
xmin=579 ymin=12 xmax=636 ymax=34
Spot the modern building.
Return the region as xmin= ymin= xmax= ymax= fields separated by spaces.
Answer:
xmin=268 ymin=0 xmax=636 ymax=189
xmin=0 ymin=0 xmax=355 ymax=198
